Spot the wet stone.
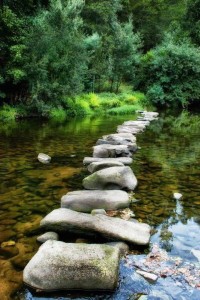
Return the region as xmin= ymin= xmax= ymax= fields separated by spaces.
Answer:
xmin=83 ymin=166 xmax=137 ymax=191
xmin=23 ymin=241 xmax=120 ymax=291
xmin=83 ymin=157 xmax=133 ymax=165
xmin=40 ymin=208 xmax=151 ymax=245
xmin=0 ymin=230 xmax=16 ymax=243
xmin=61 ymin=190 xmax=130 ymax=212
xmin=37 ymin=232 xmax=59 ymax=243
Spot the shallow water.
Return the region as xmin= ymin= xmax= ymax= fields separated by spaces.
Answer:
xmin=0 ymin=112 xmax=200 ymax=300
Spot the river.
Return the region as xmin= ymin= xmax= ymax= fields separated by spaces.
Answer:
xmin=0 ymin=111 xmax=200 ymax=299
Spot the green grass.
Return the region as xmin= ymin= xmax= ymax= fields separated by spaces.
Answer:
xmin=107 ymin=104 xmax=143 ymax=115
xmin=0 ymin=86 xmax=147 ymax=121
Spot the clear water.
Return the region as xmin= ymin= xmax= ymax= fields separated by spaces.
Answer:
xmin=0 ymin=112 xmax=200 ymax=300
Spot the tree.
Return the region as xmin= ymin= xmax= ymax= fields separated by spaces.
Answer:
xmin=109 ymin=20 xmax=142 ymax=92
xmin=24 ymin=0 xmax=88 ymax=104
xmin=140 ymin=34 xmax=200 ymax=107
xmin=0 ymin=6 xmax=27 ymax=103
xmin=184 ymin=0 xmax=200 ymax=45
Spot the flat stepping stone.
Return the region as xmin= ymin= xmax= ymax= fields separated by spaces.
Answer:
xmin=93 ymin=144 xmax=137 ymax=158
xmin=83 ymin=166 xmax=137 ymax=190
xmin=40 ymin=208 xmax=151 ymax=245
xmin=23 ymin=241 xmax=120 ymax=291
xmin=61 ymin=190 xmax=130 ymax=212
xmin=96 ymin=134 xmax=137 ymax=146
xmin=117 ymin=125 xmax=144 ymax=134
xmin=83 ymin=157 xmax=133 ymax=165
xmin=88 ymin=160 xmax=124 ymax=173
xmin=123 ymin=121 xmax=150 ymax=127
xmin=103 ymin=133 xmax=136 ymax=142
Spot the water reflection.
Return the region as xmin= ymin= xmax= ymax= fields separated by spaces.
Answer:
xmin=0 ymin=112 xmax=200 ymax=299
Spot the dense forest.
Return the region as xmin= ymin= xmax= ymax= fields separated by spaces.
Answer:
xmin=1 ymin=0 xmax=200 ymax=119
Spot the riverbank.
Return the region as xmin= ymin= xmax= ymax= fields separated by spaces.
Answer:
xmin=0 ymin=90 xmax=147 ymax=122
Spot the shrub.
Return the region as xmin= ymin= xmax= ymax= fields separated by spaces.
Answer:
xmin=50 ymin=108 xmax=67 ymax=122
xmin=0 ymin=104 xmax=18 ymax=121
xmin=140 ymin=36 xmax=200 ymax=107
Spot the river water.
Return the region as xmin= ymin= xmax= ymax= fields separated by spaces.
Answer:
xmin=0 ymin=112 xmax=200 ymax=300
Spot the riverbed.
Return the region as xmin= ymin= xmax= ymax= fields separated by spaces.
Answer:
xmin=0 ymin=112 xmax=200 ymax=299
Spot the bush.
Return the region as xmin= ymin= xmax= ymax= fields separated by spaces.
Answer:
xmin=49 ymin=108 xmax=67 ymax=122
xmin=140 ymin=36 xmax=200 ymax=107
xmin=0 ymin=104 xmax=18 ymax=121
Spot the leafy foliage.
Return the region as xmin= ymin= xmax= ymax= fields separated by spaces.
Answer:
xmin=140 ymin=35 xmax=200 ymax=107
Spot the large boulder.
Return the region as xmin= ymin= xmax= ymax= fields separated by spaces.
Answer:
xmin=88 ymin=160 xmax=124 ymax=173
xmin=23 ymin=240 xmax=120 ymax=291
xmin=83 ymin=166 xmax=137 ymax=190
xmin=61 ymin=190 xmax=130 ymax=212
xmin=83 ymin=157 xmax=133 ymax=165
xmin=93 ymin=144 xmax=137 ymax=158
xmin=40 ymin=208 xmax=151 ymax=245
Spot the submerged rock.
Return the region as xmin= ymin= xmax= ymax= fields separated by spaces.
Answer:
xmin=83 ymin=157 xmax=133 ymax=165
xmin=23 ymin=240 xmax=120 ymax=291
xmin=173 ymin=193 xmax=183 ymax=200
xmin=37 ymin=232 xmax=59 ymax=243
xmin=83 ymin=166 xmax=137 ymax=190
xmin=93 ymin=144 xmax=137 ymax=158
xmin=61 ymin=190 xmax=130 ymax=212
xmin=88 ymin=160 xmax=124 ymax=173
xmin=37 ymin=153 xmax=51 ymax=164
xmin=106 ymin=241 xmax=129 ymax=256
xmin=40 ymin=208 xmax=151 ymax=245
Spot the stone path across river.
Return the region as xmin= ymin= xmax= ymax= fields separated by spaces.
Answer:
xmin=23 ymin=111 xmax=159 ymax=292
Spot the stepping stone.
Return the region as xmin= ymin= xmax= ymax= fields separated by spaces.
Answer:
xmin=23 ymin=241 xmax=120 ymax=291
xmin=83 ymin=157 xmax=133 ymax=165
xmin=96 ymin=134 xmax=137 ymax=146
xmin=123 ymin=121 xmax=150 ymax=127
xmin=88 ymin=160 xmax=124 ymax=173
xmin=103 ymin=133 xmax=137 ymax=142
xmin=61 ymin=190 xmax=130 ymax=212
xmin=117 ymin=125 xmax=144 ymax=134
xmin=93 ymin=144 xmax=137 ymax=158
xmin=40 ymin=208 xmax=151 ymax=245
xmin=83 ymin=166 xmax=137 ymax=190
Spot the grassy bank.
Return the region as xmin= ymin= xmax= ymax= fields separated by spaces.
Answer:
xmin=0 ymin=89 xmax=148 ymax=122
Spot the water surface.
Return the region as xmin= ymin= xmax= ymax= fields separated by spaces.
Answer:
xmin=0 ymin=112 xmax=200 ymax=299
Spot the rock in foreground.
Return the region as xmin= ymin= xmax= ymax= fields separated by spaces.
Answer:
xmin=83 ymin=166 xmax=137 ymax=190
xmin=61 ymin=190 xmax=130 ymax=212
xmin=40 ymin=208 xmax=151 ymax=245
xmin=23 ymin=240 xmax=120 ymax=291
